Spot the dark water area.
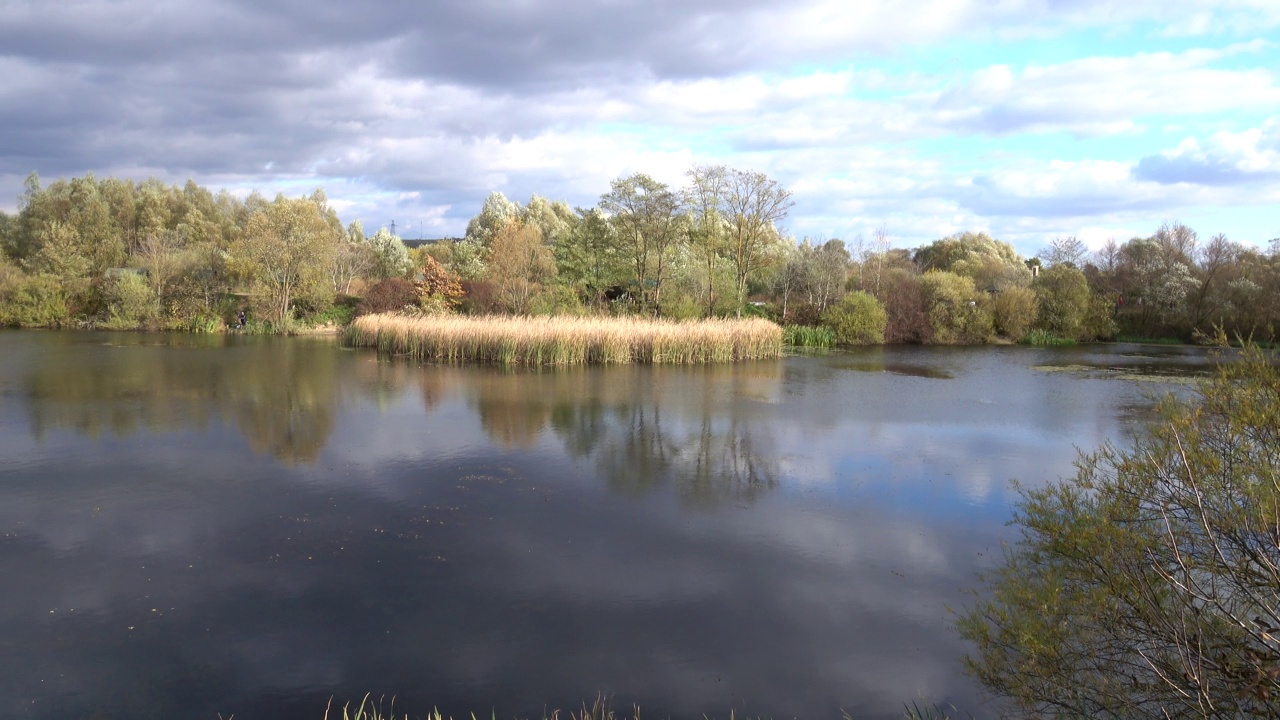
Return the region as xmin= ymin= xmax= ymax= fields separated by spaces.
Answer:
xmin=0 ymin=331 xmax=1220 ymax=720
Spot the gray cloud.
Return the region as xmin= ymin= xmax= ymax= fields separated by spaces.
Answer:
xmin=1 ymin=0 xmax=1278 ymax=246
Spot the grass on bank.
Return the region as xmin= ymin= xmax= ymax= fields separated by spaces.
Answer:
xmin=344 ymin=313 xmax=783 ymax=365
xmin=1019 ymin=329 xmax=1076 ymax=346
xmin=782 ymin=324 xmax=835 ymax=349
xmin=325 ymin=695 xmax=965 ymax=720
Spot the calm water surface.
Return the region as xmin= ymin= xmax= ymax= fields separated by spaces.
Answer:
xmin=0 ymin=331 xmax=1218 ymax=719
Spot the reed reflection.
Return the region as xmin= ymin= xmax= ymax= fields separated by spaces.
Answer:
xmin=428 ymin=361 xmax=784 ymax=505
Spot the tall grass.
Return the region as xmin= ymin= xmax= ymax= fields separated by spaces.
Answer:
xmin=344 ymin=313 xmax=783 ymax=365
xmin=782 ymin=324 xmax=835 ymax=348
xmin=1020 ymin=329 xmax=1076 ymax=346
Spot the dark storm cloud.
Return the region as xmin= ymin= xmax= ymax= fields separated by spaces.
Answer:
xmin=0 ymin=0 xmax=803 ymax=209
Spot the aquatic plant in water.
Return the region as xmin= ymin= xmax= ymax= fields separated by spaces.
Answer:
xmin=345 ymin=313 xmax=783 ymax=365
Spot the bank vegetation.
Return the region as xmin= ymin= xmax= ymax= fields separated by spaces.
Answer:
xmin=2 ymin=171 xmax=1277 ymax=347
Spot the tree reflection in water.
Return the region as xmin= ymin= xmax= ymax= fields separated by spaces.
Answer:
xmin=447 ymin=362 xmax=783 ymax=505
xmin=22 ymin=333 xmax=342 ymax=464
xmin=19 ymin=330 xmax=782 ymax=499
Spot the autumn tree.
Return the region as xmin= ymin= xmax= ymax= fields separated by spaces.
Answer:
xmin=486 ymin=220 xmax=555 ymax=314
xmin=416 ymin=255 xmax=464 ymax=312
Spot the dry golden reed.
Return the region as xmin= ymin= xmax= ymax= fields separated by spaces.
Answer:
xmin=345 ymin=313 xmax=783 ymax=365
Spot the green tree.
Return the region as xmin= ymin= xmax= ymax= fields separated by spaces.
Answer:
xmin=1033 ymin=264 xmax=1091 ymax=339
xmin=991 ymin=286 xmax=1038 ymax=340
xmin=686 ymin=164 xmax=731 ymax=316
xmin=464 ymin=191 xmax=522 ymax=247
xmin=959 ymin=344 xmax=1280 ymax=718
xmin=555 ymin=206 xmax=624 ymax=303
xmin=600 ymin=173 xmax=686 ymax=311
xmin=915 ymin=231 xmax=1031 ymax=291
xmin=920 ymin=271 xmax=993 ymax=344
xmin=230 ymin=194 xmax=339 ymax=327
xmin=365 ymin=227 xmax=412 ymax=280
xmin=821 ymin=291 xmax=886 ymax=345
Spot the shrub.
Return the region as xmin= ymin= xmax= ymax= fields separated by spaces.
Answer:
xmin=101 ymin=273 xmax=159 ymax=330
xmin=356 ymin=278 xmax=418 ymax=316
xmin=959 ymin=344 xmax=1280 ymax=717
xmin=1019 ymin=328 xmax=1075 ymax=346
xmin=1033 ymin=264 xmax=1090 ymax=339
xmin=821 ymin=291 xmax=887 ymax=345
xmin=920 ymin=271 xmax=993 ymax=344
xmin=991 ymin=286 xmax=1038 ymax=340
xmin=880 ymin=269 xmax=931 ymax=344
xmin=0 ymin=272 xmax=69 ymax=327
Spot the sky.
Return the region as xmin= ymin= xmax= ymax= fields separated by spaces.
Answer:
xmin=1 ymin=0 xmax=1278 ymax=257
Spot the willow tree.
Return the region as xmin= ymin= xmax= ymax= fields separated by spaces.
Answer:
xmin=231 ymin=194 xmax=339 ymax=326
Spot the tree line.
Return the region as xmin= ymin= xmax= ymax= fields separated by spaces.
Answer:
xmin=2 ymin=170 xmax=1277 ymax=343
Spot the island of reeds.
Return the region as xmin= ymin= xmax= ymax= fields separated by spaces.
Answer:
xmin=344 ymin=314 xmax=783 ymax=365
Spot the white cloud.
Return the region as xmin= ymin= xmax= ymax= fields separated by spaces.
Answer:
xmin=933 ymin=43 xmax=1280 ymax=136
xmin=1136 ymin=116 xmax=1280 ymax=185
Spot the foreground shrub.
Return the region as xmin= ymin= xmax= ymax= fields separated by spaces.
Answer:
xmin=821 ymin=291 xmax=887 ymax=345
xmin=345 ymin=313 xmax=782 ymax=365
xmin=959 ymin=344 xmax=1280 ymax=717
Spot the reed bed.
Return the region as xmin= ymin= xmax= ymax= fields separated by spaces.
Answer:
xmin=344 ymin=313 xmax=783 ymax=365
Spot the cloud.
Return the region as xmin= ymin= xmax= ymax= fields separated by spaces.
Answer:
xmin=0 ymin=0 xmax=1278 ymax=248
xmin=1135 ymin=117 xmax=1280 ymax=185
xmin=932 ymin=43 xmax=1280 ymax=136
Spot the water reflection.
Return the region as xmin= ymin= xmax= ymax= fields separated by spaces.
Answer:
xmin=412 ymin=363 xmax=784 ymax=505
xmin=0 ymin=333 xmax=1227 ymax=720
xmin=15 ymin=332 xmax=343 ymax=464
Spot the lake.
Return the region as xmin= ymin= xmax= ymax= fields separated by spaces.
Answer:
xmin=0 ymin=331 xmax=1219 ymax=719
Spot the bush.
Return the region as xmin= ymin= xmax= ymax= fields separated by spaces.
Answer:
xmin=880 ymin=269 xmax=931 ymax=344
xmin=959 ymin=344 xmax=1280 ymax=717
xmin=356 ymin=278 xmax=418 ymax=316
xmin=1033 ymin=264 xmax=1090 ymax=339
xmin=920 ymin=271 xmax=993 ymax=344
xmin=820 ymin=291 xmax=887 ymax=345
xmin=991 ymin=286 xmax=1038 ymax=340
xmin=0 ymin=272 xmax=69 ymax=327
xmin=101 ymin=273 xmax=159 ymax=330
